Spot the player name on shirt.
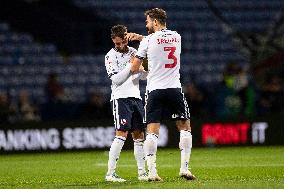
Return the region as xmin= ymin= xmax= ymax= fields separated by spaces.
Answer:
xmin=157 ymin=37 xmax=180 ymax=44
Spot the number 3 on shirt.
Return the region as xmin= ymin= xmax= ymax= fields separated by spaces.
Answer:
xmin=164 ymin=46 xmax=177 ymax=68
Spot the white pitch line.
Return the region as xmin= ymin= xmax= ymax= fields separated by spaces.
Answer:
xmin=95 ymin=163 xmax=172 ymax=168
xmin=197 ymin=164 xmax=284 ymax=168
xmin=95 ymin=163 xmax=284 ymax=168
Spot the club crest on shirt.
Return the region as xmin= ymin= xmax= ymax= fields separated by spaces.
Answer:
xmin=120 ymin=119 xmax=127 ymax=125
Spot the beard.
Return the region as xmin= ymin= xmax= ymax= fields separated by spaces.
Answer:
xmin=117 ymin=40 xmax=128 ymax=53
xmin=147 ymin=26 xmax=155 ymax=34
xmin=117 ymin=46 xmax=128 ymax=53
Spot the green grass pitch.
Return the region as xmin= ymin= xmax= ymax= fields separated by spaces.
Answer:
xmin=0 ymin=146 xmax=284 ymax=189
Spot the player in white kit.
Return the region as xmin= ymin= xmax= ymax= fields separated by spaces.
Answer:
xmin=104 ymin=25 xmax=148 ymax=182
xmin=127 ymin=8 xmax=196 ymax=181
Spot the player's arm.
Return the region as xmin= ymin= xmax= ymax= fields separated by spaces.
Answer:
xmin=132 ymin=65 xmax=148 ymax=81
xmin=105 ymin=55 xmax=131 ymax=85
xmin=130 ymin=57 xmax=143 ymax=73
xmin=130 ymin=36 xmax=149 ymax=73
xmin=125 ymin=33 xmax=144 ymax=41
xmin=110 ymin=64 xmax=132 ymax=85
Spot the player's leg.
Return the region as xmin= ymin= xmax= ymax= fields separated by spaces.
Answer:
xmin=167 ymin=88 xmax=196 ymax=180
xmin=144 ymin=90 xmax=163 ymax=181
xmin=132 ymin=130 xmax=148 ymax=180
xmin=145 ymin=123 xmax=161 ymax=181
xmin=176 ymin=120 xmax=196 ymax=180
xmin=106 ymin=130 xmax=128 ymax=182
xmin=106 ymin=99 xmax=131 ymax=182
xmin=131 ymin=99 xmax=147 ymax=180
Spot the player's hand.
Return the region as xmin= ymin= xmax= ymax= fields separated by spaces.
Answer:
xmin=125 ymin=32 xmax=143 ymax=41
xmin=139 ymin=65 xmax=145 ymax=72
xmin=130 ymin=55 xmax=135 ymax=64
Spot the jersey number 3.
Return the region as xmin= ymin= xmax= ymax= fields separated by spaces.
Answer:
xmin=164 ymin=47 xmax=177 ymax=68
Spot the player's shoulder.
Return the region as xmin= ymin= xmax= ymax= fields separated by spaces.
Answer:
xmin=128 ymin=46 xmax=137 ymax=53
xmin=165 ymin=29 xmax=181 ymax=40
xmin=173 ymin=30 xmax=181 ymax=38
xmin=105 ymin=48 xmax=116 ymax=59
xmin=173 ymin=30 xmax=181 ymax=36
xmin=106 ymin=48 xmax=116 ymax=56
xmin=153 ymin=29 xmax=176 ymax=38
xmin=143 ymin=33 xmax=155 ymax=42
xmin=163 ymin=29 xmax=180 ymax=36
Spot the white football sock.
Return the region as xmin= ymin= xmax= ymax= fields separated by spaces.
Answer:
xmin=107 ymin=136 xmax=126 ymax=175
xmin=133 ymin=139 xmax=146 ymax=175
xmin=144 ymin=133 xmax=158 ymax=176
xmin=179 ymin=130 xmax=192 ymax=173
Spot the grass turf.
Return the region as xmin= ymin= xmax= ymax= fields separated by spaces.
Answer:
xmin=0 ymin=146 xmax=284 ymax=189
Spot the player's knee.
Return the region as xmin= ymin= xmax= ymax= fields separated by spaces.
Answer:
xmin=147 ymin=123 xmax=160 ymax=135
xmin=176 ymin=119 xmax=191 ymax=131
xmin=116 ymin=130 xmax=128 ymax=138
xmin=132 ymin=130 xmax=144 ymax=140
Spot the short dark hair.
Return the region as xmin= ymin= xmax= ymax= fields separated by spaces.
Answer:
xmin=145 ymin=8 xmax=167 ymax=26
xmin=111 ymin=25 xmax=127 ymax=39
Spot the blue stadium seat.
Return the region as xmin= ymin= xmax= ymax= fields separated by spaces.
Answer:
xmin=1 ymin=0 xmax=284 ymax=103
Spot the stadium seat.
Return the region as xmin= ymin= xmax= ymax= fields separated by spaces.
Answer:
xmin=1 ymin=0 xmax=283 ymax=102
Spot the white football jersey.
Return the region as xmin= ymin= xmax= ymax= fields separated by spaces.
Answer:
xmin=136 ymin=29 xmax=182 ymax=92
xmin=105 ymin=47 xmax=142 ymax=100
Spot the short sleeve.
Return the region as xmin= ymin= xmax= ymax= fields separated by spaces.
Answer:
xmin=135 ymin=35 xmax=150 ymax=59
xmin=105 ymin=54 xmax=118 ymax=78
xmin=129 ymin=47 xmax=137 ymax=57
